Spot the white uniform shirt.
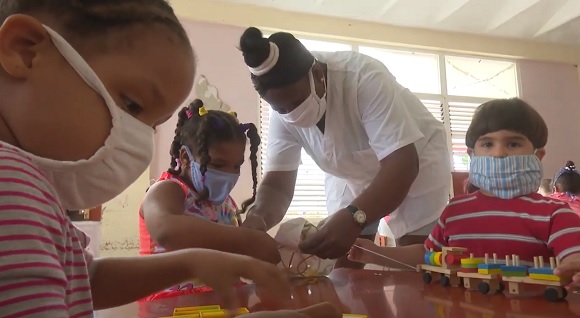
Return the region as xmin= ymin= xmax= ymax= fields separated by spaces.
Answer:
xmin=265 ymin=51 xmax=451 ymax=238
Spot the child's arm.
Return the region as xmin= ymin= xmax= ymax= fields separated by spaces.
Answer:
xmin=349 ymin=213 xmax=447 ymax=270
xmin=555 ymin=253 xmax=580 ymax=286
xmin=348 ymin=238 xmax=425 ymax=269
xmin=548 ymin=204 xmax=580 ymax=286
xmin=90 ymin=249 xmax=290 ymax=310
xmin=142 ymin=181 xmax=280 ymax=263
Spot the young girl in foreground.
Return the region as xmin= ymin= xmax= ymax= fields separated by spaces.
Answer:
xmin=0 ymin=1 xmax=341 ymax=317
xmin=139 ymin=99 xmax=281 ymax=299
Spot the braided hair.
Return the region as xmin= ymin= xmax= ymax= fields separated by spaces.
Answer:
xmin=0 ymin=0 xmax=190 ymax=49
xmin=168 ymin=99 xmax=261 ymax=213
xmin=554 ymin=161 xmax=580 ymax=195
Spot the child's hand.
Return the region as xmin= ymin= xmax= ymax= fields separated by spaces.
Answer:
xmin=188 ymin=249 xmax=290 ymax=310
xmin=554 ymin=254 xmax=580 ymax=287
xmin=347 ymin=238 xmax=380 ymax=264
xmin=242 ymin=302 xmax=342 ymax=318
xmin=246 ymin=230 xmax=282 ymax=264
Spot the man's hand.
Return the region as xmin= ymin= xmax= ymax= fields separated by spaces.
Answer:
xmin=187 ymin=249 xmax=290 ymax=310
xmin=298 ymin=209 xmax=362 ymax=259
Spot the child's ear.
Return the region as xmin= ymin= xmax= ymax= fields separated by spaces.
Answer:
xmin=535 ymin=148 xmax=546 ymax=160
xmin=0 ymin=14 xmax=49 ymax=79
xmin=467 ymin=148 xmax=474 ymax=157
xmin=179 ymin=148 xmax=189 ymax=167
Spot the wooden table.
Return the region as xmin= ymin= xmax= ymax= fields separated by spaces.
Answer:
xmin=98 ymin=269 xmax=580 ymax=317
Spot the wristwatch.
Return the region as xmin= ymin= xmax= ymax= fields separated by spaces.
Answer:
xmin=346 ymin=205 xmax=367 ymax=227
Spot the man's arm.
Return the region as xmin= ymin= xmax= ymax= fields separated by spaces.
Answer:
xmin=350 ymin=61 xmax=425 ymax=224
xmin=244 ymin=170 xmax=297 ymax=230
xmin=351 ymin=145 xmax=418 ymax=224
xmin=243 ymin=111 xmax=301 ymax=230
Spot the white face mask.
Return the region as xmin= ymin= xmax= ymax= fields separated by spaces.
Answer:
xmin=279 ymin=69 xmax=326 ymax=128
xmin=27 ymin=26 xmax=155 ymax=210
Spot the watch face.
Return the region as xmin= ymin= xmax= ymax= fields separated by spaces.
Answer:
xmin=354 ymin=211 xmax=366 ymax=224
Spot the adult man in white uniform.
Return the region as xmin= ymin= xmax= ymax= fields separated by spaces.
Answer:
xmin=239 ymin=27 xmax=451 ymax=268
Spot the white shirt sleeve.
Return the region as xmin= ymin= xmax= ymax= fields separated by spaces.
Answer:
xmin=357 ymin=60 xmax=424 ymax=161
xmin=264 ymin=111 xmax=302 ymax=172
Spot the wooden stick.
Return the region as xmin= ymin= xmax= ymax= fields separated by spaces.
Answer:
xmin=470 ymin=253 xmax=474 ymax=259
xmin=533 ymin=257 xmax=539 ymax=268
xmin=352 ymin=245 xmax=416 ymax=271
xmin=556 ymin=257 xmax=561 ymax=267
xmin=484 ymin=253 xmax=489 ymax=264
xmin=505 ymin=255 xmax=511 ymax=266
xmin=493 ymin=253 xmax=497 ymax=264
xmin=539 ymin=256 xmax=545 ymax=268
xmin=550 ymin=257 xmax=556 ymax=269
xmin=515 ymin=255 xmax=520 ymax=266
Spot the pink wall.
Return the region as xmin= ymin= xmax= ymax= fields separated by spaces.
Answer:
xmin=151 ymin=20 xmax=259 ymax=203
xmin=518 ymin=61 xmax=580 ymax=179
xmin=152 ymin=19 xmax=580 ymax=203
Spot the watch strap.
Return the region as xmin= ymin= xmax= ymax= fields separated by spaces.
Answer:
xmin=345 ymin=205 xmax=358 ymax=214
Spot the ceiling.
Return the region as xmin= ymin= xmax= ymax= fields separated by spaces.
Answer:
xmin=214 ymin=0 xmax=580 ymax=45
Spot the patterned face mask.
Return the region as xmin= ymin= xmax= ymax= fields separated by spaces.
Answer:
xmin=469 ymin=155 xmax=543 ymax=199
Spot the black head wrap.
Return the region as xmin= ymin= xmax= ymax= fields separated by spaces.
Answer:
xmin=239 ymin=27 xmax=314 ymax=95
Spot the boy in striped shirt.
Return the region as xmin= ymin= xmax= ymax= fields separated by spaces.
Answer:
xmin=348 ymin=98 xmax=580 ymax=282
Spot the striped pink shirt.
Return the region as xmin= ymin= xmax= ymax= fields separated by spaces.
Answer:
xmin=0 ymin=143 xmax=93 ymax=317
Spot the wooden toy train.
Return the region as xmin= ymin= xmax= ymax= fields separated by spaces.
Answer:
xmin=418 ymin=247 xmax=569 ymax=301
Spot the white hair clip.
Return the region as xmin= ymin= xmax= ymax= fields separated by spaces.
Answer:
xmin=248 ymin=42 xmax=280 ymax=76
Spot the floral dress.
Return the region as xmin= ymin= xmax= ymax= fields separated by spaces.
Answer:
xmin=138 ymin=171 xmax=239 ymax=301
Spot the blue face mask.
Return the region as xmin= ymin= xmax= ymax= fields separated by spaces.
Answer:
xmin=469 ymin=155 xmax=542 ymax=199
xmin=183 ymin=147 xmax=240 ymax=204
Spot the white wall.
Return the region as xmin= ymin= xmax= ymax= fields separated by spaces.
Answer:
xmin=99 ymin=169 xmax=150 ymax=257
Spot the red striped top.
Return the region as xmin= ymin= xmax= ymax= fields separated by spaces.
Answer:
xmin=425 ymin=191 xmax=580 ymax=265
xmin=550 ymin=192 xmax=580 ymax=216
xmin=0 ymin=143 xmax=93 ymax=317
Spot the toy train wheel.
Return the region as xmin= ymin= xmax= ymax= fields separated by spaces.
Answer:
xmin=498 ymin=281 xmax=505 ymax=292
xmin=544 ymin=287 xmax=565 ymax=302
xmin=478 ymin=282 xmax=490 ymax=294
xmin=423 ymin=272 xmax=432 ymax=284
xmin=440 ymin=275 xmax=450 ymax=287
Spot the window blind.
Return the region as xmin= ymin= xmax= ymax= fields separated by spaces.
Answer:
xmin=449 ymin=101 xmax=481 ymax=171
xmin=259 ymin=100 xmax=327 ymax=217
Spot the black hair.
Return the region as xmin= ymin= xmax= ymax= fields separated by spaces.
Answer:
xmin=168 ymin=99 xmax=261 ymax=214
xmin=0 ymin=0 xmax=190 ymax=48
xmin=554 ymin=161 xmax=580 ymax=194
xmin=239 ymin=27 xmax=314 ymax=96
xmin=466 ymin=98 xmax=548 ymax=149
